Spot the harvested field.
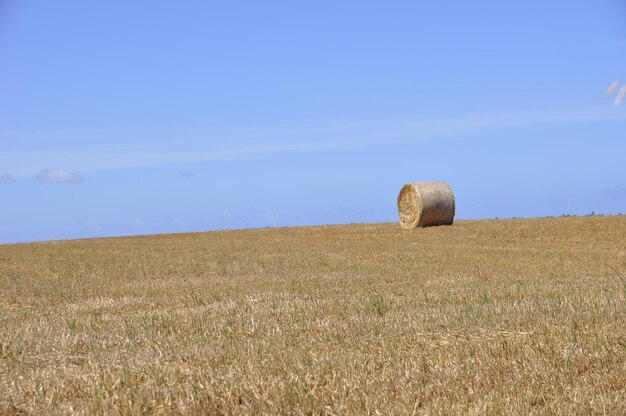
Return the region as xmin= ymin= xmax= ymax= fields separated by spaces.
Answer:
xmin=1 ymin=215 xmax=626 ymax=414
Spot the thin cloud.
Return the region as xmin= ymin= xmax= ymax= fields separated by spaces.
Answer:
xmin=263 ymin=210 xmax=281 ymax=224
xmin=129 ymin=219 xmax=145 ymax=227
xmin=81 ymin=218 xmax=104 ymax=231
xmin=616 ymin=86 xmax=626 ymax=106
xmin=172 ymin=217 xmax=187 ymax=226
xmin=606 ymin=81 xmax=620 ymax=97
xmin=6 ymin=108 xmax=626 ymax=176
xmin=594 ymin=40 xmax=626 ymax=50
xmin=0 ymin=173 xmax=15 ymax=184
xmin=178 ymin=170 xmax=195 ymax=177
xmin=598 ymin=185 xmax=626 ymax=200
xmin=36 ymin=168 xmax=82 ymax=184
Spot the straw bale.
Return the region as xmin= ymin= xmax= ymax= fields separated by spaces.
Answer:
xmin=397 ymin=182 xmax=455 ymax=228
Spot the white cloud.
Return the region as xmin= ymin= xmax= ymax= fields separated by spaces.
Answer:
xmin=0 ymin=173 xmax=15 ymax=184
xmin=221 ymin=210 xmax=235 ymax=221
xmin=36 ymin=168 xmax=82 ymax=184
xmin=172 ymin=217 xmax=187 ymax=226
xmin=129 ymin=219 xmax=145 ymax=227
xmin=263 ymin=211 xmax=281 ymax=224
xmin=81 ymin=218 xmax=103 ymax=231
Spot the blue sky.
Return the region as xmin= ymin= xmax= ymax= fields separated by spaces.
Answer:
xmin=1 ymin=1 xmax=625 ymax=244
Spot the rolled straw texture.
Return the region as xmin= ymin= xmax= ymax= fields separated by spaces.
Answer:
xmin=397 ymin=182 xmax=455 ymax=228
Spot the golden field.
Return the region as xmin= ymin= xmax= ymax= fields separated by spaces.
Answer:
xmin=1 ymin=215 xmax=625 ymax=415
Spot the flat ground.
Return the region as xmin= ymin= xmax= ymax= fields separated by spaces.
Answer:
xmin=1 ymin=216 xmax=626 ymax=415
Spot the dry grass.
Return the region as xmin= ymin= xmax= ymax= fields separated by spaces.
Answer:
xmin=1 ymin=215 xmax=626 ymax=415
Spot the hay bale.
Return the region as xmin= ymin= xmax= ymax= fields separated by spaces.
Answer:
xmin=397 ymin=182 xmax=455 ymax=228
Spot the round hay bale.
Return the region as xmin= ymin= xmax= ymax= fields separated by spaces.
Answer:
xmin=397 ymin=182 xmax=455 ymax=228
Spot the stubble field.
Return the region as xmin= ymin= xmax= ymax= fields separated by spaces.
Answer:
xmin=1 ymin=215 xmax=625 ymax=415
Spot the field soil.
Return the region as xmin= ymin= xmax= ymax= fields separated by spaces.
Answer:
xmin=1 ymin=216 xmax=626 ymax=414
